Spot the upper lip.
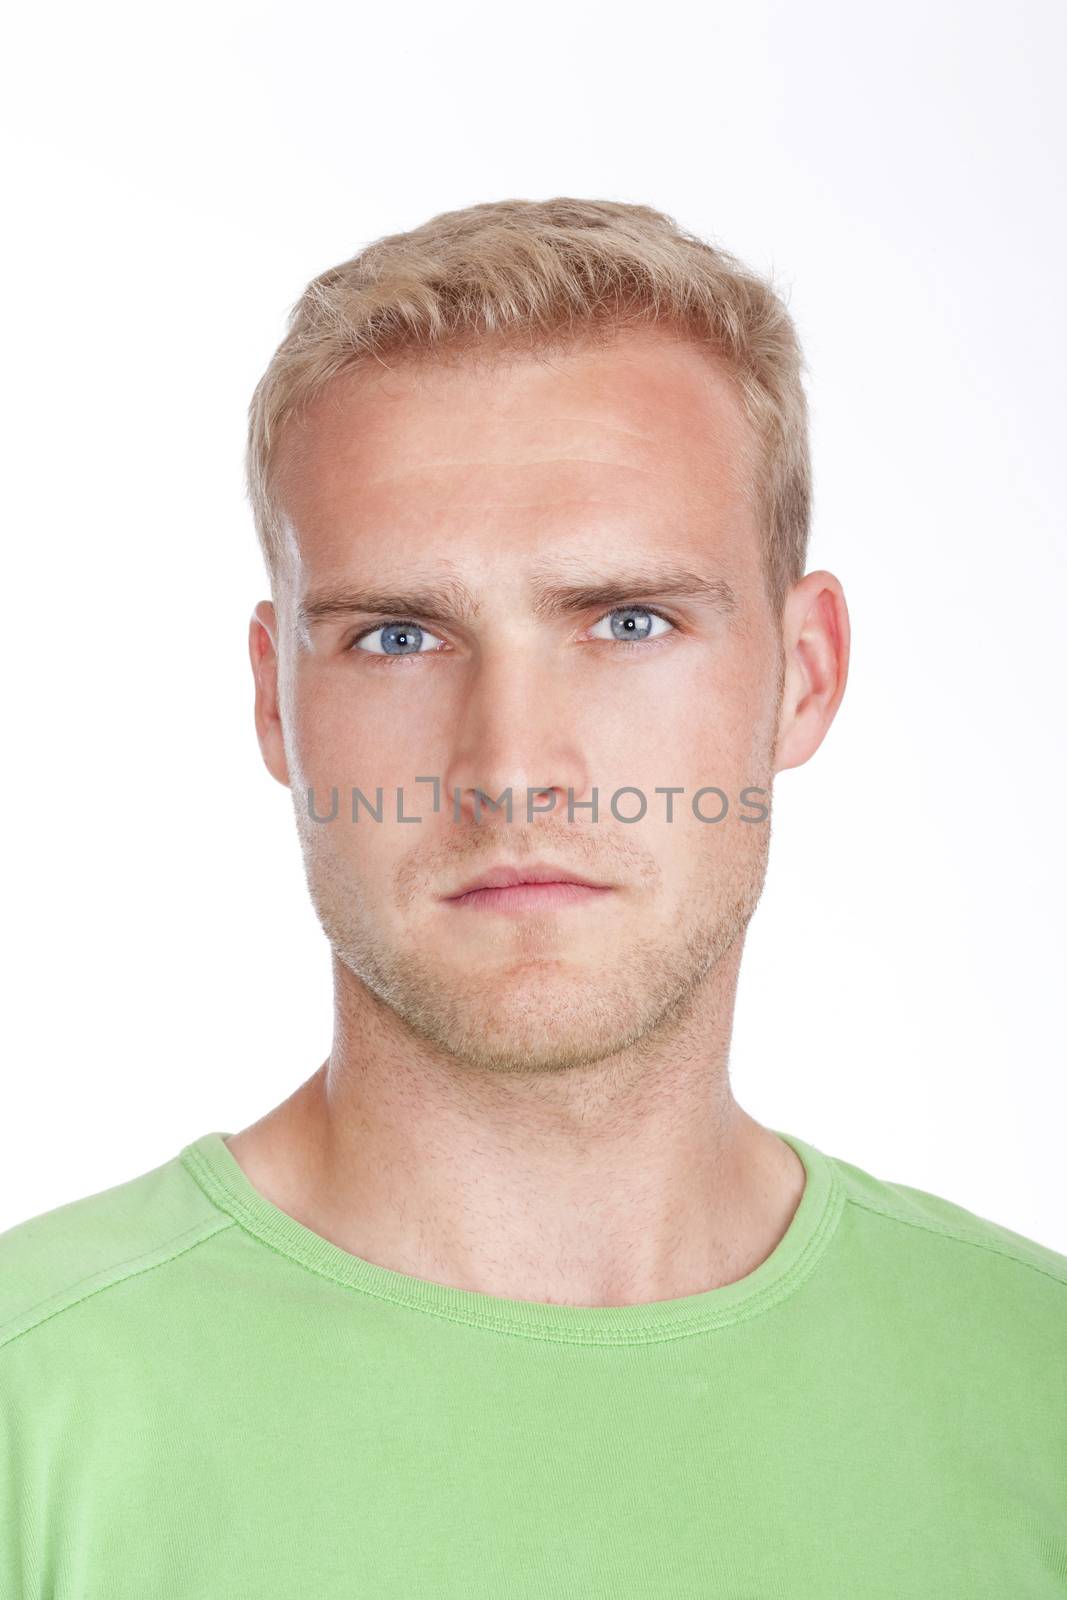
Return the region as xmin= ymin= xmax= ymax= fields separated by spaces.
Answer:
xmin=444 ymin=861 xmax=611 ymax=898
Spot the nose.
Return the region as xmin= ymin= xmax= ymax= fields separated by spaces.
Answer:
xmin=442 ymin=643 xmax=591 ymax=829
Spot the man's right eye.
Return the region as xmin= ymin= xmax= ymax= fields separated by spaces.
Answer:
xmin=350 ymin=621 xmax=446 ymax=657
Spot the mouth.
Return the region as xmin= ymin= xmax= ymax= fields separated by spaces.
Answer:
xmin=441 ymin=862 xmax=615 ymax=914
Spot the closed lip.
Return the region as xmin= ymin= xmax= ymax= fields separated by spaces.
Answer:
xmin=443 ymin=861 xmax=612 ymax=899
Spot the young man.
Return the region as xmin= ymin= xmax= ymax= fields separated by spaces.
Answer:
xmin=3 ymin=198 xmax=1065 ymax=1596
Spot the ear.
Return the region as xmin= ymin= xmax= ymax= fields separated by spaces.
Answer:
xmin=249 ymin=601 xmax=291 ymax=787
xmin=773 ymin=570 xmax=851 ymax=774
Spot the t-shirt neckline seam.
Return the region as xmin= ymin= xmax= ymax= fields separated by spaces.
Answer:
xmin=179 ymin=1129 xmax=844 ymax=1346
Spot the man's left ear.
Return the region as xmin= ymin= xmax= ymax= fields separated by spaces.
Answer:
xmin=773 ymin=570 xmax=850 ymax=774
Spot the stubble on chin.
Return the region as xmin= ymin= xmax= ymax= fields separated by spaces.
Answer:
xmin=301 ymin=818 xmax=772 ymax=1078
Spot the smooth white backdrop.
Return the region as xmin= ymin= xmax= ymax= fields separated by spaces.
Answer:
xmin=2 ymin=0 xmax=1064 ymax=1247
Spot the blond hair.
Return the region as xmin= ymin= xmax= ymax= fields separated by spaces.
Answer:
xmin=245 ymin=197 xmax=812 ymax=613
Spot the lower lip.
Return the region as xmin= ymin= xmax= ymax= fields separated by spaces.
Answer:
xmin=445 ymin=882 xmax=613 ymax=913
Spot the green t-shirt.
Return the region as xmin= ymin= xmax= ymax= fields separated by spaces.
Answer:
xmin=2 ymin=1127 xmax=1065 ymax=1597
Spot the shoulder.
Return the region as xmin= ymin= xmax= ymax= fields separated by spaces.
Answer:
xmin=827 ymin=1144 xmax=1067 ymax=1296
xmin=0 ymin=1142 xmax=233 ymax=1355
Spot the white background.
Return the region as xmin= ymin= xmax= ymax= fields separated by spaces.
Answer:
xmin=2 ymin=0 xmax=1064 ymax=1246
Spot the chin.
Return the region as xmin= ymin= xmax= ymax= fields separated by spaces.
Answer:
xmin=410 ymin=967 xmax=670 ymax=1076
xmin=329 ymin=916 xmax=711 ymax=1074
xmin=424 ymin=1016 xmax=637 ymax=1076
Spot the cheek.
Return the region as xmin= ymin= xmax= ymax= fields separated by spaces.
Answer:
xmin=287 ymin=664 xmax=447 ymax=789
xmin=668 ymin=647 xmax=779 ymax=781
xmin=587 ymin=667 xmax=758 ymax=795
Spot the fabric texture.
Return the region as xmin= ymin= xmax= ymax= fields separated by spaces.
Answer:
xmin=2 ymin=1127 xmax=1065 ymax=1597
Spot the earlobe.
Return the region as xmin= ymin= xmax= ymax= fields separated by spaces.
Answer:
xmin=773 ymin=571 xmax=851 ymax=774
xmin=249 ymin=602 xmax=291 ymax=788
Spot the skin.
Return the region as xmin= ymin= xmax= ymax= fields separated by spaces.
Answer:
xmin=232 ymin=325 xmax=850 ymax=1308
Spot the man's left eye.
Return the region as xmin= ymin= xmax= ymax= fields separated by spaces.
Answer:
xmin=587 ymin=607 xmax=673 ymax=642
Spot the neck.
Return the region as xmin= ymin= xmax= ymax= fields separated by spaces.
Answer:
xmin=226 ymin=944 xmax=806 ymax=1308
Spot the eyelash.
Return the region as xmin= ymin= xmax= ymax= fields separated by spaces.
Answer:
xmin=348 ymin=606 xmax=679 ymax=663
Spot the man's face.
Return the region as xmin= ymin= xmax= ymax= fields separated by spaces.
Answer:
xmin=254 ymin=329 xmax=788 ymax=1074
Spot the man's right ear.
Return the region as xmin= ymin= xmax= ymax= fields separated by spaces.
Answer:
xmin=249 ymin=601 xmax=291 ymax=787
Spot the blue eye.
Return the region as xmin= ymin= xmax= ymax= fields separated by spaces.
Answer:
xmin=588 ymin=607 xmax=673 ymax=642
xmin=353 ymin=621 xmax=446 ymax=656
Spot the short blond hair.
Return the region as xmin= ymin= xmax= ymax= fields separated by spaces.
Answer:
xmin=246 ymin=197 xmax=812 ymax=613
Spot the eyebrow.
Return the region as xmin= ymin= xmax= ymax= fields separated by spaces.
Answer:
xmin=297 ymin=564 xmax=738 ymax=631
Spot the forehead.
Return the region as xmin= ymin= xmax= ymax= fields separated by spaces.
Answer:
xmin=271 ymin=328 xmax=761 ymax=586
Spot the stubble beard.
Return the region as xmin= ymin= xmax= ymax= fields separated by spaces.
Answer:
xmin=298 ymin=819 xmax=773 ymax=1078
